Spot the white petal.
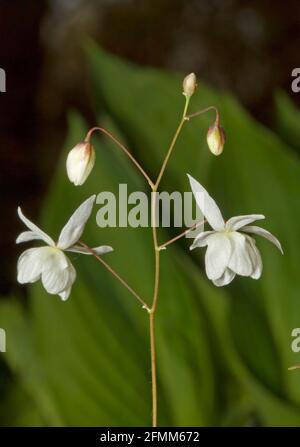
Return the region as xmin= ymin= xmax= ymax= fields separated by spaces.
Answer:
xmin=17 ymin=247 xmax=49 ymax=284
xmin=213 ymin=268 xmax=236 ymax=287
xmin=59 ymin=287 xmax=72 ymax=301
xmin=41 ymin=250 xmax=75 ymax=295
xmin=226 ymin=214 xmax=265 ymax=231
xmin=228 ymin=232 xmax=252 ymax=276
xmin=58 ymin=264 xmax=76 ymax=300
xmin=57 ymin=195 xmax=96 ymax=250
xmin=16 ymin=231 xmax=44 ymax=244
xmin=66 ymin=245 xmax=114 ymax=255
xmin=242 ymin=225 xmax=283 ymax=254
xmin=190 ymin=231 xmax=216 ymax=250
xmin=187 ymin=174 xmax=225 ymax=231
xmin=246 ymin=236 xmax=263 ymax=279
xmin=205 ymin=233 xmax=231 ymax=280
xmin=17 ymin=207 xmax=55 ymax=246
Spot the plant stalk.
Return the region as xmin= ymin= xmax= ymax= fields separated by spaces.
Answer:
xmin=85 ymin=93 xmax=194 ymax=426
xmin=148 ymin=96 xmax=190 ymax=426
xmin=85 ymin=126 xmax=154 ymax=188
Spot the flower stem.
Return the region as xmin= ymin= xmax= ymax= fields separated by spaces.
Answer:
xmin=149 ymin=311 xmax=157 ymax=426
xmin=86 ymin=93 xmax=192 ymax=427
xmin=149 ymin=189 xmax=160 ymax=427
xmin=79 ymin=241 xmax=151 ymax=312
xmin=148 ymin=96 xmax=191 ymax=426
xmin=158 ymin=219 xmax=206 ymax=250
xmin=186 ymin=105 xmax=219 ymax=123
xmin=155 ymin=97 xmax=190 ymax=189
xmin=85 ymin=126 xmax=154 ymax=188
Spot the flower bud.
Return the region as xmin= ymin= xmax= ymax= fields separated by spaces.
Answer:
xmin=207 ymin=123 xmax=225 ymax=156
xmin=183 ymin=73 xmax=197 ymax=97
xmin=66 ymin=141 xmax=95 ymax=186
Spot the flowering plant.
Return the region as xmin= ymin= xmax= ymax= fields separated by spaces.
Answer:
xmin=16 ymin=71 xmax=283 ymax=427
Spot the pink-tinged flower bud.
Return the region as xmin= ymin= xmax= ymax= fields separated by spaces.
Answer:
xmin=66 ymin=141 xmax=95 ymax=186
xmin=207 ymin=123 xmax=225 ymax=156
xmin=183 ymin=73 xmax=197 ymax=97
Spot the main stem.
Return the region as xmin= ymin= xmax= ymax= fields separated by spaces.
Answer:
xmin=155 ymin=97 xmax=190 ymax=189
xmin=149 ymin=96 xmax=190 ymax=427
xmin=85 ymin=94 xmax=197 ymax=426
xmin=149 ymin=312 xmax=157 ymax=425
xmin=149 ymin=189 xmax=160 ymax=427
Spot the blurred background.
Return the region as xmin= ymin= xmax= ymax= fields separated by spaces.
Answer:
xmin=1 ymin=0 xmax=300 ymax=426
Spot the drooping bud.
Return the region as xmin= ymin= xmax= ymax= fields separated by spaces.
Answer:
xmin=207 ymin=122 xmax=225 ymax=156
xmin=183 ymin=73 xmax=197 ymax=97
xmin=66 ymin=141 xmax=95 ymax=186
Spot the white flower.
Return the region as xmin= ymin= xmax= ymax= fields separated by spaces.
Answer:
xmin=16 ymin=195 xmax=113 ymax=300
xmin=188 ymin=174 xmax=283 ymax=287
xmin=66 ymin=141 xmax=95 ymax=186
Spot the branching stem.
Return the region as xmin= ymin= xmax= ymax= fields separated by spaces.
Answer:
xmin=186 ymin=105 xmax=219 ymax=124
xmin=79 ymin=241 xmax=151 ymax=312
xmin=148 ymin=96 xmax=190 ymax=426
xmin=85 ymin=91 xmax=217 ymax=427
xmin=158 ymin=219 xmax=206 ymax=250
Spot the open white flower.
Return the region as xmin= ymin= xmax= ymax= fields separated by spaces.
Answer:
xmin=188 ymin=174 xmax=283 ymax=287
xmin=16 ymin=195 xmax=113 ymax=300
